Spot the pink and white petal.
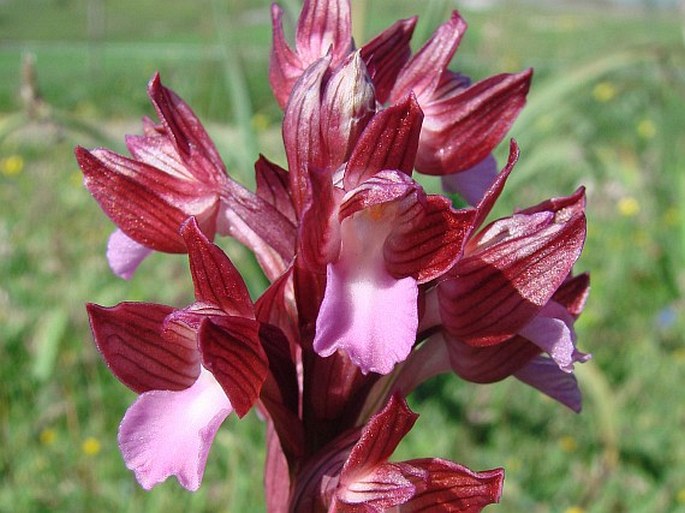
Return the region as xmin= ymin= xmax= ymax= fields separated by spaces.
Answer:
xmin=334 ymin=462 xmax=419 ymax=512
xmin=440 ymin=154 xmax=499 ymax=207
xmin=514 ymin=356 xmax=583 ymax=412
xmin=107 ymin=229 xmax=153 ymax=280
xmin=519 ymin=301 xmax=590 ymax=372
xmin=118 ymin=367 xmax=232 ymax=491
xmin=314 ymin=258 xmax=418 ymax=375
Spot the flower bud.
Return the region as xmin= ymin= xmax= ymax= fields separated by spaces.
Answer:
xmin=320 ymin=50 xmax=376 ymax=169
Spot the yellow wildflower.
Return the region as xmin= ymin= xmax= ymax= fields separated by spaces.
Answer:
xmin=592 ymin=82 xmax=616 ymax=103
xmin=82 ymin=436 xmax=102 ymax=456
xmin=1 ymin=154 xmax=24 ymax=176
xmin=39 ymin=428 xmax=57 ymax=446
xmin=617 ymin=196 xmax=639 ymax=217
xmin=636 ymin=119 xmax=656 ymax=140
xmin=559 ymin=435 xmax=578 ymax=453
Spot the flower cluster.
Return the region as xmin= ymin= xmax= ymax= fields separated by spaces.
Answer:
xmin=76 ymin=1 xmax=590 ymax=511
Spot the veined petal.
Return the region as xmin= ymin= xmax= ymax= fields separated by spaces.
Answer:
xmin=334 ymin=462 xmax=420 ymax=512
xmin=439 ymin=190 xmax=586 ymax=346
xmin=76 ymin=146 xmax=219 ymax=253
xmin=295 ymin=0 xmax=352 ymax=66
xmin=181 ymin=217 xmax=254 ymax=318
xmin=106 ymin=229 xmax=153 ymax=280
xmin=87 ymin=302 xmax=200 ymax=393
xmin=255 ymin=155 xmax=296 ymax=224
xmin=147 ymin=73 xmax=227 ymax=184
xmin=269 ymin=4 xmax=306 ymax=108
xmin=333 ymin=396 xmax=424 ymax=511
xmin=283 ymin=56 xmax=330 ymax=214
xmin=553 ymin=272 xmax=590 ymax=317
xmin=320 ymin=51 xmax=376 ymax=170
xmin=198 ymin=317 xmax=268 ymax=417
xmin=360 ymin=16 xmax=417 ymax=104
xmin=384 ymin=194 xmax=475 ymax=283
xmin=416 ymin=69 xmax=532 ymax=175
xmin=390 ymin=12 xmax=468 ymax=104
xmin=444 ymin=333 xmax=540 ymax=384
xmin=343 ymin=395 xmax=417 ymax=470
xmin=514 ymin=356 xmax=583 ymax=412
xmin=399 ymin=459 xmax=504 ymax=513
xmin=118 ymin=367 xmax=232 ymax=491
xmin=343 ymin=94 xmax=423 ymax=190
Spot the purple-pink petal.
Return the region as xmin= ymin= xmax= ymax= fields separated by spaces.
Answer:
xmin=314 ymin=256 xmax=418 ymax=375
xmin=514 ymin=356 xmax=583 ymax=412
xmin=519 ymin=301 xmax=590 ymax=372
xmin=118 ymin=367 xmax=232 ymax=491
xmin=441 ymin=154 xmax=499 ymax=207
xmin=106 ymin=229 xmax=153 ymax=280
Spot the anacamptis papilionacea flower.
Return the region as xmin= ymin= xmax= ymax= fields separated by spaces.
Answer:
xmin=75 ymin=1 xmax=590 ymax=511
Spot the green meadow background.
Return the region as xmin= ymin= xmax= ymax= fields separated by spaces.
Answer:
xmin=1 ymin=0 xmax=684 ymax=511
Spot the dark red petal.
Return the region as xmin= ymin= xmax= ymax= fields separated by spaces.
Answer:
xmin=269 ymin=3 xmax=305 ymax=108
xmin=342 ymin=395 xmax=418 ymax=473
xmin=440 ymin=191 xmax=586 ymax=346
xmin=445 ymin=333 xmax=541 ymax=383
xmin=416 ymin=69 xmax=532 ymax=175
xmin=86 ymin=302 xmax=200 ymax=393
xmin=265 ymin=421 xmax=292 ymax=513
xmin=360 ymin=16 xmax=417 ymax=104
xmin=338 ymin=170 xmax=417 ymax=222
xmin=385 ymin=195 xmax=476 ymax=283
xmin=400 ymin=459 xmax=504 ymax=513
xmin=295 ymin=0 xmax=352 ymax=66
xmin=76 ymin=146 xmax=218 ymax=253
xmin=472 ymin=140 xmax=519 ymax=229
xmin=553 ymin=273 xmax=590 ymax=317
xmin=343 ymin=94 xmax=423 ymax=190
xmin=282 ymin=57 xmax=329 ymax=214
xmin=198 ymin=317 xmax=268 ymax=418
xmin=390 ymin=12 xmax=468 ymax=104
xmin=220 ymin=180 xmax=298 ymax=282
xmin=255 ymin=155 xmax=296 ymax=224
xmin=147 ymin=73 xmax=227 ymax=185
xmin=181 ymin=217 xmax=254 ymax=318
xmin=299 ymin=167 xmax=342 ymax=269
xmin=255 ymin=266 xmax=299 ymax=350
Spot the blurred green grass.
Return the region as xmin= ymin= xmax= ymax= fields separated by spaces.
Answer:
xmin=1 ymin=0 xmax=684 ymax=512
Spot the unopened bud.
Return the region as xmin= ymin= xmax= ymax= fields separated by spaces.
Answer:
xmin=320 ymin=51 xmax=376 ymax=169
